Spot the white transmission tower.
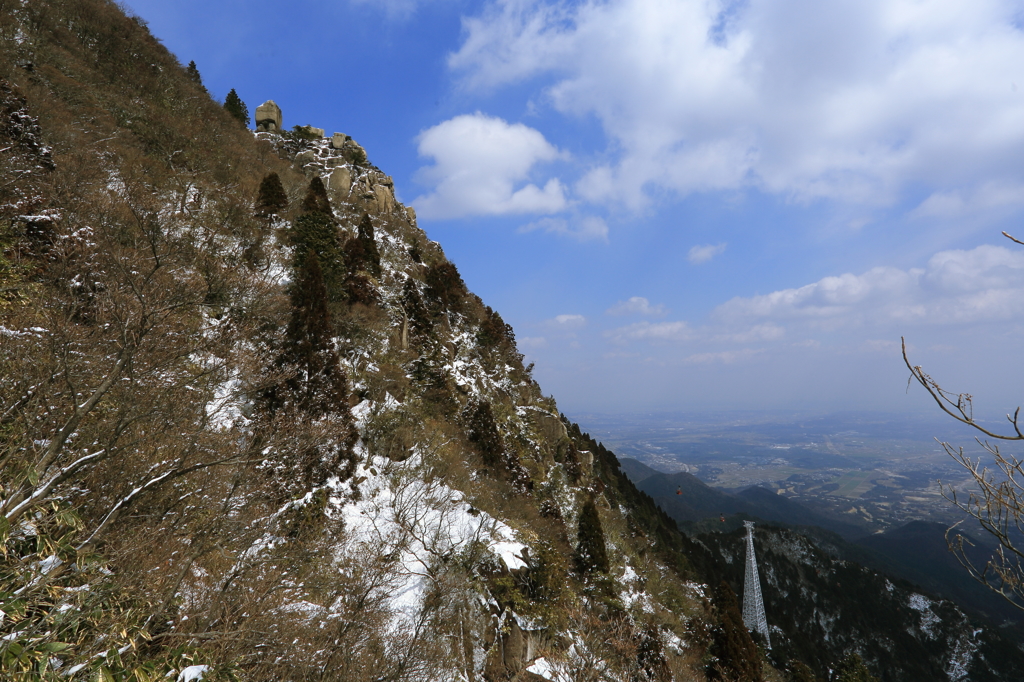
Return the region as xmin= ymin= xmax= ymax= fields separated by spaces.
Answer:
xmin=742 ymin=521 xmax=770 ymax=648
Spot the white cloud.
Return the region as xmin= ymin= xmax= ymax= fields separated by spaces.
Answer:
xmin=412 ymin=113 xmax=567 ymax=219
xmin=688 ymin=243 xmax=727 ymax=264
xmin=451 ymin=0 xmax=1024 ymax=208
xmin=551 ymin=314 xmax=586 ymax=328
xmin=606 ymin=320 xmax=693 ymax=344
xmin=605 ymin=296 xmax=666 ymax=316
xmin=912 ymin=182 xmax=1024 ymax=220
xmin=714 ymin=243 xmax=1024 ymax=327
xmin=520 ymin=215 xmax=608 ymax=242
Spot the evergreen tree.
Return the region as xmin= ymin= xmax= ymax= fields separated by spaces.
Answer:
xmin=401 ymin=277 xmax=431 ymax=337
xmin=263 ymin=252 xmax=358 ymax=485
xmin=463 ymin=400 xmax=531 ymax=493
xmin=185 ymin=60 xmax=204 ymax=88
xmin=424 ymin=261 xmax=466 ymax=313
xmin=223 ymin=88 xmax=249 ymax=127
xmin=573 ymin=496 xmax=610 ymax=576
xmin=356 ymin=213 xmax=381 ymax=277
xmin=478 ymin=305 xmax=514 ymax=348
xmin=256 ymin=172 xmax=288 ymax=215
xmin=293 ymin=212 xmax=344 ymax=301
xmin=708 ymin=581 xmax=762 ymax=682
xmin=301 ymin=176 xmax=332 ymax=215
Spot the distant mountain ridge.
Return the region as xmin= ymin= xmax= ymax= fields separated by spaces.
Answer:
xmin=620 ymin=457 xmax=866 ymax=538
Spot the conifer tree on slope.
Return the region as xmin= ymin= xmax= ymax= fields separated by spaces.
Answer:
xmin=574 ymin=496 xmax=610 ymax=576
xmin=223 ymin=88 xmax=249 ymax=127
xmin=301 ymin=176 xmax=332 ymax=215
xmin=185 ymin=60 xmax=205 ymax=91
xmin=264 ymin=251 xmax=358 ymax=485
xmin=256 ymin=172 xmax=288 ymax=214
xmin=356 ymin=213 xmax=381 ymax=277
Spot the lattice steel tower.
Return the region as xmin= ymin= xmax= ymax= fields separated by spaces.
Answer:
xmin=742 ymin=521 xmax=770 ymax=648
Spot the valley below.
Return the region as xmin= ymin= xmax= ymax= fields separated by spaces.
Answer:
xmin=572 ymin=410 xmax=990 ymax=533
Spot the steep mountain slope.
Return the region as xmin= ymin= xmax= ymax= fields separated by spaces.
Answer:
xmin=1 ymin=3 xmax=1021 ymax=682
xmin=855 ymin=521 xmax=1024 ymax=635
xmin=688 ymin=524 xmax=1024 ymax=682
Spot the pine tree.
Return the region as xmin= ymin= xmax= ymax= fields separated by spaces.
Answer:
xmin=186 ymin=59 xmax=203 ymax=86
xmin=463 ymin=400 xmax=532 ymax=493
xmin=223 ymin=88 xmax=249 ymax=127
xmin=263 ymin=252 xmax=358 ymax=486
xmin=356 ymin=213 xmax=381 ymax=277
xmin=424 ymin=261 xmax=466 ymax=313
xmin=573 ymin=497 xmax=610 ymax=576
xmin=185 ymin=60 xmax=204 ymax=88
xmin=401 ymin=277 xmax=430 ymax=337
xmin=301 ymin=176 xmax=332 ymax=215
xmin=256 ymin=172 xmax=288 ymax=214
xmin=293 ymin=212 xmax=344 ymax=300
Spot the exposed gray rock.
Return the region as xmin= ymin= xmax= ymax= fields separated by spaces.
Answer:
xmin=328 ymin=166 xmax=351 ymax=203
xmin=293 ymin=150 xmax=316 ymax=167
xmin=526 ymin=407 xmax=568 ymax=445
xmin=331 ymin=132 xmax=348 ymax=149
xmin=254 ymin=100 xmax=282 ymax=132
xmin=405 ymin=206 xmax=417 ymax=224
xmin=373 ymin=184 xmax=395 ymax=214
xmin=299 ymin=125 xmax=324 ymax=138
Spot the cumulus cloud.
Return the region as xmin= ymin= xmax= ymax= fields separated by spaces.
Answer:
xmin=688 ymin=243 xmax=727 ymax=264
xmin=605 ymin=296 xmax=666 ymax=316
xmin=519 ymin=215 xmax=609 ymax=242
xmin=714 ymin=244 xmax=1024 ymax=327
xmin=451 ymin=0 xmax=1024 ymax=208
xmin=412 ymin=113 xmax=567 ymax=219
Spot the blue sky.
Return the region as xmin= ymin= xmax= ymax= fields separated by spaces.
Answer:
xmin=124 ymin=0 xmax=1024 ymax=417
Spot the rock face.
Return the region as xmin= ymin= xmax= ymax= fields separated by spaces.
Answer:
xmin=331 ymin=132 xmax=347 ymax=149
xmin=255 ymin=100 xmax=282 ymax=132
xmin=328 ymin=166 xmax=351 ymax=203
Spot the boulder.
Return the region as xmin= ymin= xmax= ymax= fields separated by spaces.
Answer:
xmin=503 ymin=619 xmax=526 ymax=672
xmin=527 ymin=408 xmax=568 ymax=445
xmin=373 ymin=184 xmax=395 ymax=213
xmin=331 ymin=132 xmax=347 ymax=149
xmin=299 ymin=125 xmax=325 ymax=138
xmin=293 ymin=150 xmax=316 ymax=166
xmin=254 ymin=100 xmax=282 ymax=132
xmin=329 ymin=166 xmax=351 ymax=200
xmin=405 ymin=206 xmax=417 ymax=224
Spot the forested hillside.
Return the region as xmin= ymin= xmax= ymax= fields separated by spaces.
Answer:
xmin=0 ymin=2 xmax=1019 ymax=681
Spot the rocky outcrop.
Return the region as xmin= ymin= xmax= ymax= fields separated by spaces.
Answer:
xmin=484 ymin=614 xmax=544 ymax=682
xmin=255 ymin=100 xmax=282 ymax=132
xmin=328 ymin=166 xmax=351 ymax=204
